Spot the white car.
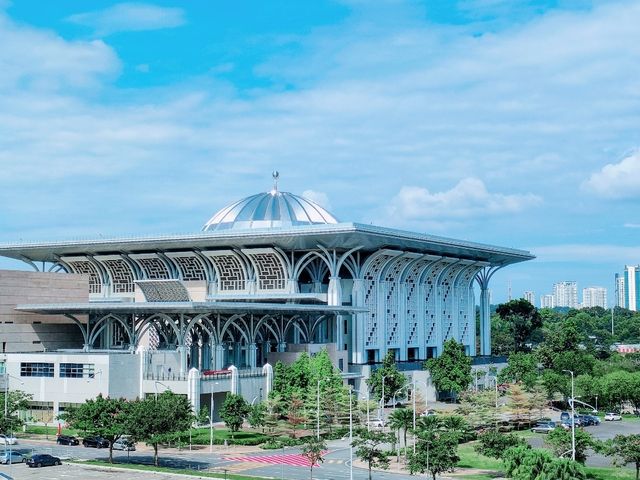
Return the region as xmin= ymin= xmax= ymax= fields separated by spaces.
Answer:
xmin=0 ymin=435 xmax=18 ymax=445
xmin=369 ymin=419 xmax=386 ymax=429
xmin=420 ymin=409 xmax=436 ymax=417
xmin=112 ymin=438 xmax=136 ymax=451
xmin=605 ymin=412 xmax=622 ymax=421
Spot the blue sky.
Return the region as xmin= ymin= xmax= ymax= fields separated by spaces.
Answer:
xmin=0 ymin=0 xmax=639 ymax=304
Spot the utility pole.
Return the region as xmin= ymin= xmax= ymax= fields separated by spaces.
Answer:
xmin=563 ymin=370 xmax=576 ymax=461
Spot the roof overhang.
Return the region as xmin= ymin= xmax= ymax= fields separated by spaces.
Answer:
xmin=15 ymin=301 xmax=368 ymax=316
xmin=0 ymin=222 xmax=534 ymax=266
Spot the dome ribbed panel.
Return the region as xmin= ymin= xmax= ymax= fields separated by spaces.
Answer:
xmin=202 ymin=191 xmax=339 ymax=231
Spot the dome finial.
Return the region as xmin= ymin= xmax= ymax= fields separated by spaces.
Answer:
xmin=272 ymin=170 xmax=280 ymax=192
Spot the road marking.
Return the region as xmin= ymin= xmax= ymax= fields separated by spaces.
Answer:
xmin=225 ymin=452 xmax=327 ymax=467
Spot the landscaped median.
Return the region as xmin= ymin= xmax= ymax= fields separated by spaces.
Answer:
xmin=68 ymin=459 xmax=272 ymax=480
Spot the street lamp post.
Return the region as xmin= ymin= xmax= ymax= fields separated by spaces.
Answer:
xmin=154 ymin=380 xmax=170 ymax=400
xmin=380 ymin=375 xmax=387 ymax=425
xmin=563 ymin=370 xmax=576 ymax=461
xmin=316 ymin=379 xmax=321 ymax=439
xmin=210 ymin=392 xmax=214 ymax=453
xmin=349 ymin=387 xmax=353 ymax=480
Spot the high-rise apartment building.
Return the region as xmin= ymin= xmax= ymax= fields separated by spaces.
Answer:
xmin=523 ymin=291 xmax=535 ymax=305
xmin=540 ymin=294 xmax=555 ymax=309
xmin=625 ymin=266 xmax=640 ymax=311
xmin=582 ymin=287 xmax=607 ymax=309
xmin=553 ymin=281 xmax=578 ymax=308
xmin=615 ymin=273 xmax=625 ymax=308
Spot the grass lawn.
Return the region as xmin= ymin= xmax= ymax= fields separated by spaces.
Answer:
xmin=456 ymin=442 xmax=502 ymax=471
xmin=20 ymin=425 xmax=80 ymax=437
xmin=73 ymin=459 xmax=271 ymax=480
xmin=455 ymin=441 xmax=638 ymax=480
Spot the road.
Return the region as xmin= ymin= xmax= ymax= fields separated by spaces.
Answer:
xmin=0 ymin=437 xmax=415 ymax=480
xmin=2 ymin=418 xmax=638 ymax=480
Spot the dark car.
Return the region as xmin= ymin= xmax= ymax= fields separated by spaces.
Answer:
xmin=56 ymin=434 xmax=79 ymax=446
xmin=578 ymin=415 xmax=594 ymax=426
xmin=82 ymin=436 xmax=110 ymax=448
xmin=27 ymin=454 xmax=61 ymax=468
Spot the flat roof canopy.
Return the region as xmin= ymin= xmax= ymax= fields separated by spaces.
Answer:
xmin=15 ymin=301 xmax=368 ymax=316
xmin=0 ymin=222 xmax=534 ymax=266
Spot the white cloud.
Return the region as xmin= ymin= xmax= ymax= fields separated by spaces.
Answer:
xmin=624 ymin=223 xmax=640 ymax=229
xmin=67 ymin=3 xmax=185 ymax=36
xmin=0 ymin=14 xmax=119 ymax=89
xmin=301 ymin=190 xmax=332 ymax=210
xmin=582 ymin=151 xmax=640 ymax=199
xmin=386 ymin=178 xmax=541 ymax=222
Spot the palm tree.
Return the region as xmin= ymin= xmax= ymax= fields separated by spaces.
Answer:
xmin=441 ymin=415 xmax=469 ymax=443
xmin=389 ymin=408 xmax=414 ymax=462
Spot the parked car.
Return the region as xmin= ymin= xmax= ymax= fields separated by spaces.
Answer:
xmin=605 ymin=412 xmax=622 ymax=421
xmin=82 ymin=436 xmax=110 ymax=448
xmin=531 ymin=421 xmax=557 ymax=434
xmin=0 ymin=434 xmax=17 ymax=445
xmin=578 ymin=415 xmax=595 ymax=426
xmin=587 ymin=415 xmax=601 ymax=425
xmin=420 ymin=409 xmax=436 ymax=417
xmin=112 ymin=438 xmax=135 ymax=451
xmin=26 ymin=454 xmax=61 ymax=468
xmin=56 ymin=434 xmax=79 ymax=446
xmin=0 ymin=451 xmax=25 ymax=464
xmin=369 ymin=418 xmax=386 ymax=429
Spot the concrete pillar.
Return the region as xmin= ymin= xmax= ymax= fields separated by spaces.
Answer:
xmin=197 ymin=341 xmax=203 ymax=371
xmin=177 ymin=345 xmax=187 ymax=375
xmin=327 ymin=276 xmax=342 ymax=306
xmin=187 ymin=367 xmax=201 ymax=416
xmin=247 ymin=343 xmax=258 ymax=368
xmin=262 ymin=363 xmax=273 ymax=397
xmin=229 ymin=365 xmax=239 ymax=395
xmin=480 ymin=287 xmax=491 ymax=356
xmin=277 ymin=341 xmax=286 ymax=352
xmin=214 ymin=344 xmax=225 ymax=369
xmin=351 ymin=278 xmax=365 ymax=364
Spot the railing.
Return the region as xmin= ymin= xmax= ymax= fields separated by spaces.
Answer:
xmin=144 ymin=368 xmax=266 ymax=382
xmin=144 ymin=372 xmax=188 ymax=381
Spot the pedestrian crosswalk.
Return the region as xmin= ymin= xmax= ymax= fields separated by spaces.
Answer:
xmin=224 ymin=452 xmax=344 ymax=468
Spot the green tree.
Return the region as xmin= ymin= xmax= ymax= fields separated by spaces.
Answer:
xmin=63 ymin=394 xmax=130 ymax=463
xmin=475 ymin=430 xmax=526 ymax=460
xmin=272 ymin=361 xmax=291 ymax=399
xmin=425 ymin=339 xmax=472 ymax=400
xmin=129 ymin=391 xmax=193 ymax=466
xmin=546 ymin=427 xmax=593 ymax=464
xmin=499 ymin=352 xmax=539 ymax=390
xmin=0 ymin=390 xmax=31 ymax=434
xmin=351 ymin=428 xmax=393 ymax=480
xmin=301 ymin=435 xmax=327 ymax=480
xmin=409 ymin=429 xmax=459 ymax=480
xmin=503 ymin=445 xmax=550 ymax=479
xmin=367 ymin=350 xmax=407 ymax=403
xmin=389 ymin=408 xmax=414 ymax=463
xmin=457 ymin=390 xmax=498 ymax=428
xmin=286 ymin=393 xmax=306 ymax=438
xmin=248 ymin=402 xmax=266 ymax=432
xmin=219 ymin=393 xmax=250 ymax=439
xmin=601 ymin=434 xmax=640 ymax=480
xmin=495 ymin=299 xmax=543 ymax=352
xmin=264 ymin=395 xmax=283 ymax=439
xmin=538 ymin=457 xmax=586 ymax=480
xmin=195 ymin=406 xmax=210 ymax=426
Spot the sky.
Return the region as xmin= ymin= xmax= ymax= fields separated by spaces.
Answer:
xmin=0 ymin=0 xmax=639 ymax=304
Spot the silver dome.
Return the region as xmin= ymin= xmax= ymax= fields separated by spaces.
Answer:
xmin=203 ymin=190 xmax=339 ymax=231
